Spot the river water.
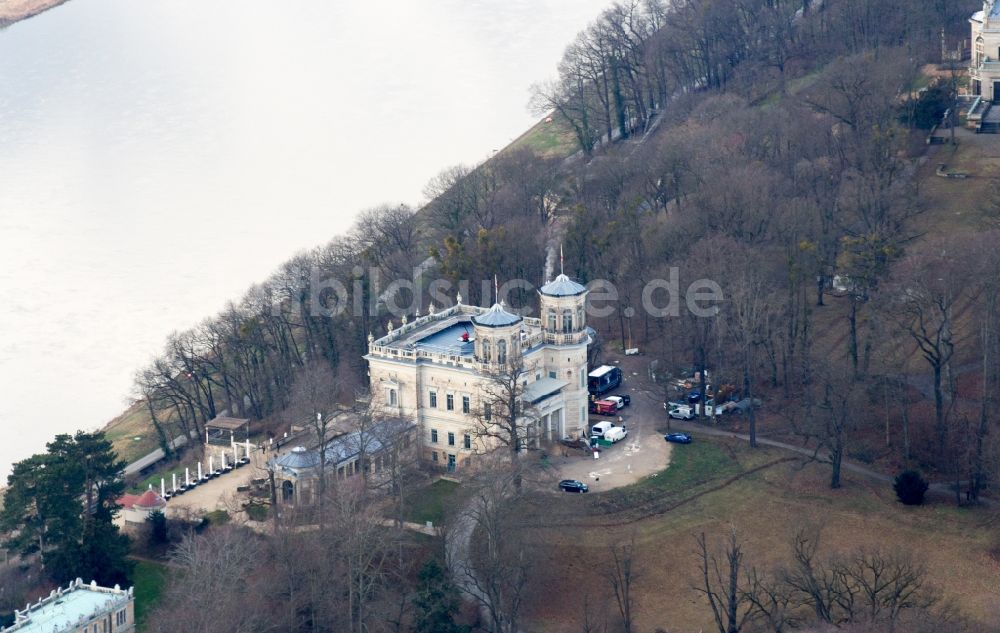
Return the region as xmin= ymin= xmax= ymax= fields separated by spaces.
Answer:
xmin=0 ymin=0 xmax=611 ymax=476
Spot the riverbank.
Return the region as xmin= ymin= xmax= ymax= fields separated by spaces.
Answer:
xmin=0 ymin=0 xmax=69 ymax=26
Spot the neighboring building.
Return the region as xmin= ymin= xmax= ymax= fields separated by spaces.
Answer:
xmin=2 ymin=579 xmax=134 ymax=633
xmin=116 ymin=488 xmax=167 ymax=526
xmin=970 ymin=1 xmax=1000 ymax=100
xmin=364 ymin=274 xmax=592 ymax=472
xmin=269 ymin=418 xmax=417 ymax=504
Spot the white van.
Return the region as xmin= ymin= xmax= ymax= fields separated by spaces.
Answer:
xmin=605 ymin=395 xmax=625 ymax=410
xmin=590 ymin=421 xmax=614 ymax=438
xmin=604 ymin=426 xmax=628 ymax=443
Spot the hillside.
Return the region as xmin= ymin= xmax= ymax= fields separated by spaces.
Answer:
xmin=8 ymin=0 xmax=1000 ymax=630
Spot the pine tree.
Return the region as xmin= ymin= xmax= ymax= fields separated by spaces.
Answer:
xmin=1 ymin=431 xmax=132 ymax=586
xmin=412 ymin=558 xmax=468 ymax=633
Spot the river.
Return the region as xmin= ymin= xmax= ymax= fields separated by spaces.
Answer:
xmin=0 ymin=0 xmax=612 ymax=476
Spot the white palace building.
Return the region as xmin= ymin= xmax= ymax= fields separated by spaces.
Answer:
xmin=970 ymin=0 xmax=1000 ymax=101
xmin=365 ymin=274 xmax=592 ymax=471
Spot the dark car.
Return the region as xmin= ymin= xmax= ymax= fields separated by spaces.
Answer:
xmin=664 ymin=432 xmax=693 ymax=444
xmin=559 ymin=479 xmax=589 ymax=493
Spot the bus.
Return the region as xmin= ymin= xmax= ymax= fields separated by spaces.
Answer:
xmin=588 ymin=365 xmax=622 ymax=396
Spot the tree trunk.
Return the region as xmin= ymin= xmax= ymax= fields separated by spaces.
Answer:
xmin=830 ymin=436 xmax=843 ymax=489
xmin=933 ymin=363 xmax=945 ymax=458
xmin=848 ymin=300 xmax=859 ymax=376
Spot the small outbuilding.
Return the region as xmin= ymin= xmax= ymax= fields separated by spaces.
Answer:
xmin=205 ymin=415 xmax=250 ymax=447
xmin=117 ymin=488 xmax=167 ymax=525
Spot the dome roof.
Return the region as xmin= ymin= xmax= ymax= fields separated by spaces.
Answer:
xmin=473 ymin=303 xmax=522 ymax=328
xmin=274 ymin=446 xmax=321 ymax=470
xmin=135 ymin=489 xmax=166 ymax=509
xmin=539 ymin=274 xmax=587 ymax=297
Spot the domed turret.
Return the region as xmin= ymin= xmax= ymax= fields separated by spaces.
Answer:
xmin=539 ymin=273 xmax=587 ymax=335
xmin=472 ymin=302 xmax=522 ymax=328
xmin=539 ymin=273 xmax=587 ymax=298
xmin=473 ymin=302 xmax=522 ymax=365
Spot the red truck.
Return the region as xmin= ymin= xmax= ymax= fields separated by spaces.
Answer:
xmin=592 ymin=399 xmax=617 ymax=416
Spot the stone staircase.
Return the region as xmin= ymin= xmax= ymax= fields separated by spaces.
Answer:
xmin=980 ymin=103 xmax=1000 ymax=133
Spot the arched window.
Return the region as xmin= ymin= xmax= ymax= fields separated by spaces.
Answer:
xmin=977 ymin=36 xmax=985 ymax=66
xmin=562 ymin=309 xmax=573 ymax=333
xmin=497 ymin=339 xmax=507 ymax=365
xmin=547 ymin=309 xmax=557 ymax=332
xmin=510 ymin=336 xmax=519 ymax=357
xmin=389 ymin=389 xmax=397 ymax=406
xmin=577 ymin=307 xmax=585 ymax=329
xmin=481 ymin=339 xmax=492 ymax=362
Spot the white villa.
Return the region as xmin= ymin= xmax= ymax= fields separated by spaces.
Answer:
xmin=970 ymin=0 xmax=1000 ymax=100
xmin=364 ymin=275 xmax=592 ymax=471
xmin=2 ymin=580 xmax=134 ymax=633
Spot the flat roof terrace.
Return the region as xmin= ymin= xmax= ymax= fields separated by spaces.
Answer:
xmin=5 ymin=581 xmax=132 ymax=633
xmin=384 ymin=315 xmax=476 ymax=357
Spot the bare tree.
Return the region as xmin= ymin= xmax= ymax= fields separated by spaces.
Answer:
xmin=781 ymin=527 xmax=938 ymax=630
xmin=724 ymin=248 xmax=776 ymax=447
xmin=457 ymin=459 xmax=531 ymax=633
xmin=286 ymin=361 xmax=343 ymax=511
xmin=145 ymin=526 xmax=275 ymax=633
xmin=695 ymin=529 xmax=756 ymax=633
xmin=604 ymin=534 xmax=641 ymax=633
xmin=469 ymin=352 xmax=536 ymax=460
xmin=885 ymin=237 xmax=972 ymax=460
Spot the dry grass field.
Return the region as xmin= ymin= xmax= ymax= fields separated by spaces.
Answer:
xmin=514 ymin=438 xmax=1000 ymax=633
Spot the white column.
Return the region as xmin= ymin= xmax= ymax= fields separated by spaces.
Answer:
xmin=197 ymin=462 xmax=203 ymax=481
xmin=160 ymin=478 xmax=165 ymax=497
xmin=185 ymin=468 xmax=190 ymax=487
xmin=171 ymin=473 xmax=177 ymax=492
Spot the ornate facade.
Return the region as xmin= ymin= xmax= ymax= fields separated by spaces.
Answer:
xmin=364 ymin=275 xmax=591 ymax=471
xmin=970 ymin=1 xmax=1000 ymax=100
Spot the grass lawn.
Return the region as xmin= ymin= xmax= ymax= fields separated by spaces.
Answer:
xmin=131 ymin=559 xmax=168 ymax=630
xmin=508 ymin=116 xmax=580 ymax=159
xmin=104 ymin=403 xmax=165 ymax=467
xmin=403 ymin=478 xmax=460 ymax=526
xmin=517 ymin=437 xmax=1000 ymax=633
xmin=129 ymin=463 xmax=192 ymax=494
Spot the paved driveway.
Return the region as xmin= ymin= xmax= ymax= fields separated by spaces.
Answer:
xmin=554 ymin=368 xmax=672 ymax=491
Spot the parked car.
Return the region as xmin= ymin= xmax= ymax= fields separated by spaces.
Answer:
xmin=667 ymin=405 xmax=695 ymax=420
xmin=559 ymin=479 xmax=589 ymax=493
xmin=590 ymin=421 xmax=614 ymax=438
xmin=604 ymin=426 xmax=628 ymax=443
xmin=664 ymin=432 xmax=692 ymax=444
